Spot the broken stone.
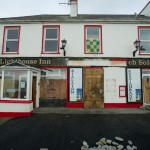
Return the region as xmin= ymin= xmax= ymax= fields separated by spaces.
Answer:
xmin=96 ymin=141 xmax=103 ymax=146
xmin=83 ymin=141 xmax=88 ymax=146
xmin=128 ymin=140 xmax=133 ymax=145
xmin=132 ymin=145 xmax=137 ymax=149
xmin=81 ymin=137 xmax=138 ymax=150
xmin=81 ymin=145 xmax=88 ymax=150
xmin=106 ymin=139 xmax=112 ymax=144
xmin=115 ymin=136 xmax=124 ymax=142
xmin=112 ymin=141 xmax=119 ymax=146
xmin=126 ymin=145 xmax=134 ymax=150
xmin=99 ymin=138 xmax=106 ymax=144
xmin=117 ymin=144 xmax=124 ymax=150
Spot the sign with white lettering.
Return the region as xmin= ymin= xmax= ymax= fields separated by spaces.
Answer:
xmin=0 ymin=57 xmax=67 ymax=66
xmin=127 ymin=59 xmax=150 ymax=67
xmin=127 ymin=68 xmax=142 ymax=102
xmin=69 ymin=68 xmax=83 ymax=102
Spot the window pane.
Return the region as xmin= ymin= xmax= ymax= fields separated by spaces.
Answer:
xmin=6 ymin=41 xmax=18 ymax=52
xmin=87 ymin=27 xmax=99 ymax=38
xmin=45 ymin=40 xmax=58 ymax=52
xmin=7 ymin=29 xmax=18 ymax=39
xmin=46 ymin=29 xmax=57 ymax=39
xmin=3 ymin=70 xmax=27 ymax=99
xmin=140 ymin=42 xmax=150 ymax=53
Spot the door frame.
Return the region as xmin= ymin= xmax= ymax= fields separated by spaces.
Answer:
xmin=83 ymin=67 xmax=104 ymax=108
xmin=142 ymin=70 xmax=150 ymax=105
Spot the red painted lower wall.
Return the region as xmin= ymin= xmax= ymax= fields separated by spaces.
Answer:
xmin=66 ymin=102 xmax=84 ymax=108
xmin=0 ymin=111 xmax=33 ymax=118
xmin=66 ymin=102 xmax=143 ymax=108
xmin=104 ymin=103 xmax=143 ymax=108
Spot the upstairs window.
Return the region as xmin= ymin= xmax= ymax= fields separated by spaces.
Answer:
xmin=84 ymin=25 xmax=102 ymax=54
xmin=42 ymin=25 xmax=60 ymax=54
xmin=139 ymin=26 xmax=150 ymax=55
xmin=2 ymin=26 xmax=20 ymax=54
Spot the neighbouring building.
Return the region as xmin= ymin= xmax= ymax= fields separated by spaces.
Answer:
xmin=0 ymin=0 xmax=150 ymax=117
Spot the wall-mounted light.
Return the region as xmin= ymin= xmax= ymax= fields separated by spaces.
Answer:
xmin=133 ymin=39 xmax=145 ymax=57
xmin=60 ymin=39 xmax=67 ymax=56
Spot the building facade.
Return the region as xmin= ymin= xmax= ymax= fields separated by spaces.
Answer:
xmin=0 ymin=0 xmax=150 ymax=117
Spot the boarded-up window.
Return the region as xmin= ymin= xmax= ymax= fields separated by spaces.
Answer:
xmin=40 ymin=79 xmax=66 ymax=99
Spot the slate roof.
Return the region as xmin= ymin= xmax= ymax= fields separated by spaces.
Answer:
xmin=0 ymin=14 xmax=150 ymax=24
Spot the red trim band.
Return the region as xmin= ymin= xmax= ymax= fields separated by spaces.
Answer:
xmin=0 ymin=111 xmax=32 ymax=118
xmin=66 ymin=102 xmax=84 ymax=108
xmin=104 ymin=103 xmax=142 ymax=108
xmin=66 ymin=102 xmax=142 ymax=108
xmin=0 ymin=100 xmax=32 ymax=104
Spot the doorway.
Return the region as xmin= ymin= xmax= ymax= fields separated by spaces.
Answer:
xmin=83 ymin=68 xmax=104 ymax=108
xmin=32 ymin=76 xmax=37 ymax=108
xmin=142 ymin=76 xmax=150 ymax=104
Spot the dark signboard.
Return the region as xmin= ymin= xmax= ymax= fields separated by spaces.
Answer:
xmin=127 ymin=59 xmax=150 ymax=67
xmin=0 ymin=57 xmax=67 ymax=66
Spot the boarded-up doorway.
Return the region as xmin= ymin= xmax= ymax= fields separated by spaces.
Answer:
xmin=142 ymin=78 xmax=150 ymax=104
xmin=84 ymin=68 xmax=104 ymax=108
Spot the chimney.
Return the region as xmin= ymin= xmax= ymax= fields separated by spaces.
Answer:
xmin=70 ymin=0 xmax=78 ymax=17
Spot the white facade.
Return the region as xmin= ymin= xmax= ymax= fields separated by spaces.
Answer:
xmin=0 ymin=23 xmax=149 ymax=58
xmin=0 ymin=1 xmax=150 ymax=117
xmin=104 ymin=67 xmax=126 ymax=103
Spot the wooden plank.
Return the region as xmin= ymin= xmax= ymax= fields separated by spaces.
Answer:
xmin=84 ymin=68 xmax=104 ymax=108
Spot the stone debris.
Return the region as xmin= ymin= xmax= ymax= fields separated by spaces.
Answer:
xmin=128 ymin=140 xmax=133 ymax=145
xmin=81 ymin=141 xmax=89 ymax=150
xmin=115 ymin=136 xmax=124 ymax=142
xmin=140 ymin=104 xmax=150 ymax=110
xmin=81 ymin=137 xmax=138 ymax=150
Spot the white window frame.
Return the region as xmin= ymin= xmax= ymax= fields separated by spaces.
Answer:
xmin=42 ymin=26 xmax=60 ymax=54
xmin=3 ymin=27 xmax=20 ymax=54
xmin=139 ymin=27 xmax=150 ymax=55
xmin=84 ymin=25 xmax=102 ymax=54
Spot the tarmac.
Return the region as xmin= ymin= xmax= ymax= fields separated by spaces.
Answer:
xmin=0 ymin=107 xmax=150 ymax=126
xmin=33 ymin=107 xmax=150 ymax=114
xmin=0 ymin=108 xmax=150 ymax=150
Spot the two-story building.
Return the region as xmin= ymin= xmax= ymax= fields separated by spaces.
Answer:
xmin=0 ymin=0 xmax=150 ymax=117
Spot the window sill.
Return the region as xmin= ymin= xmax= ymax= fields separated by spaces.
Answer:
xmin=1 ymin=52 xmax=19 ymax=55
xmin=0 ymin=99 xmax=32 ymax=104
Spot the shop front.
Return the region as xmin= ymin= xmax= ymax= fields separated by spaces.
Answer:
xmin=127 ymin=58 xmax=150 ymax=106
xmin=0 ymin=57 xmax=68 ymax=117
xmin=67 ymin=67 xmax=104 ymax=108
xmin=67 ymin=58 xmax=145 ymax=108
xmin=0 ymin=61 xmax=40 ymax=117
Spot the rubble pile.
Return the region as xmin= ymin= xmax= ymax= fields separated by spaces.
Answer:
xmin=81 ymin=137 xmax=138 ymax=150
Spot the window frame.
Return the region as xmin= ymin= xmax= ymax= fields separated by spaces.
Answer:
xmin=2 ymin=69 xmax=29 ymax=100
xmin=2 ymin=26 xmax=21 ymax=54
xmin=41 ymin=25 xmax=60 ymax=54
xmin=138 ymin=26 xmax=150 ymax=56
xmin=84 ymin=25 xmax=103 ymax=54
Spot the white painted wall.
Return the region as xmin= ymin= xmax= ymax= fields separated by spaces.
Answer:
xmin=0 ymin=102 xmax=33 ymax=112
xmin=104 ymin=67 xmax=126 ymax=103
xmin=0 ymin=23 xmax=149 ymax=58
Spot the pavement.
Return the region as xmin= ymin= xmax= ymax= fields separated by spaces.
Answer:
xmin=33 ymin=107 xmax=150 ymax=114
xmin=0 ymin=107 xmax=150 ymax=126
xmin=0 ymin=118 xmax=13 ymax=126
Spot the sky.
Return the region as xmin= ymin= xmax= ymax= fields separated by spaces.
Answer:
xmin=0 ymin=0 xmax=149 ymax=18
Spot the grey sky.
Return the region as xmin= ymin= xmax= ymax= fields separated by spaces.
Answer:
xmin=0 ymin=0 xmax=149 ymax=18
